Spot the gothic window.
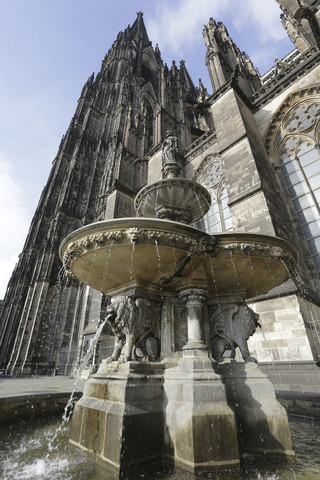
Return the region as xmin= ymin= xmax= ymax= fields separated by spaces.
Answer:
xmin=195 ymin=157 xmax=233 ymax=233
xmin=275 ymin=100 xmax=320 ymax=279
xmin=144 ymin=104 xmax=154 ymax=154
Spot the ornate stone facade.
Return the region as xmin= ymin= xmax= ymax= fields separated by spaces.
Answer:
xmin=1 ymin=2 xmax=320 ymax=380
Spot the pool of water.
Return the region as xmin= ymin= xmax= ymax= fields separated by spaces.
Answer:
xmin=0 ymin=414 xmax=319 ymax=480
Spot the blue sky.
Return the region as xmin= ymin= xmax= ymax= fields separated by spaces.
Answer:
xmin=0 ymin=0 xmax=293 ymax=298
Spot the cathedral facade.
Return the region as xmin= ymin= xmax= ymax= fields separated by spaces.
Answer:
xmin=0 ymin=1 xmax=320 ymax=386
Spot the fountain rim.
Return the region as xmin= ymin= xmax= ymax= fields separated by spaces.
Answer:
xmin=59 ymin=217 xmax=299 ymax=263
xmin=134 ymin=178 xmax=212 ymax=221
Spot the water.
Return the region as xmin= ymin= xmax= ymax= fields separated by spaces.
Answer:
xmin=0 ymin=415 xmax=319 ymax=480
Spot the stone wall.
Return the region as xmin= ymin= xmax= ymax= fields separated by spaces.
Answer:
xmin=248 ymin=294 xmax=315 ymax=362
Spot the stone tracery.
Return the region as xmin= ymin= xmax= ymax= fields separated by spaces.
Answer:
xmin=194 ymin=154 xmax=233 ymax=232
xmin=265 ymin=89 xmax=320 ymax=283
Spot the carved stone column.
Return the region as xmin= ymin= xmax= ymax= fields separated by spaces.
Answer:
xmin=161 ymin=161 xmax=181 ymax=179
xmin=163 ymin=288 xmax=239 ymax=472
xmin=179 ymin=288 xmax=208 ymax=353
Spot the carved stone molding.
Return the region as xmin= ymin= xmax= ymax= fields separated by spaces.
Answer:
xmin=264 ymin=85 xmax=320 ymax=158
xmin=179 ymin=288 xmax=208 ymax=303
xmin=213 ymin=241 xmax=297 ymax=276
xmin=184 ymin=129 xmax=217 ymax=161
xmin=62 ymin=226 xmax=216 ymax=277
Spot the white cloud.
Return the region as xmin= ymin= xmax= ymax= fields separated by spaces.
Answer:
xmin=0 ymin=156 xmax=31 ymax=298
xmin=232 ymin=0 xmax=287 ymax=43
xmin=146 ymin=0 xmax=292 ymax=75
xmin=146 ymin=0 xmax=231 ymax=59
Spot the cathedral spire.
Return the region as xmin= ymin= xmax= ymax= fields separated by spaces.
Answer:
xmin=179 ymin=59 xmax=197 ymax=99
xmin=130 ymin=11 xmax=150 ymax=46
xmin=203 ymin=18 xmax=261 ymax=97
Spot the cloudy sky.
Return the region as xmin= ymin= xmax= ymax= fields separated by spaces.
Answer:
xmin=0 ymin=0 xmax=293 ymax=298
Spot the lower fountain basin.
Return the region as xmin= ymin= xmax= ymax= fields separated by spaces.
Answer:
xmin=59 ymin=218 xmax=298 ymax=298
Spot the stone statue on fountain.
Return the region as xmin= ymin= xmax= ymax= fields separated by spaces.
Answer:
xmin=162 ymin=130 xmax=178 ymax=164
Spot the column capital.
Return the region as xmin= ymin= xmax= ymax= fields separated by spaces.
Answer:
xmin=178 ymin=288 xmax=208 ymax=303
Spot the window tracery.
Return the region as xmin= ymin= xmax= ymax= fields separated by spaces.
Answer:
xmin=195 ymin=156 xmax=233 ymax=233
xmin=267 ymin=94 xmax=320 ymax=280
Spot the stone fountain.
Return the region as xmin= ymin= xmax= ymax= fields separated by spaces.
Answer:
xmin=60 ymin=132 xmax=297 ymax=475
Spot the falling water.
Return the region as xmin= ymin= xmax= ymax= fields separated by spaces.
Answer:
xmin=63 ymin=317 xmax=108 ymax=422
xmin=193 ymin=190 xmax=206 ymax=218
xmin=0 ymin=317 xmax=108 ymax=480
xmin=100 ymin=240 xmax=114 ymax=287
xmin=229 ymin=250 xmax=241 ymax=292
xmin=155 ymin=187 xmax=160 ymax=217
xmin=57 ymin=265 xmax=67 ymax=287
xmin=154 ymin=238 xmax=162 ymax=289
xmin=1 ymin=414 xmax=319 ymax=480
xmin=129 ymin=242 xmax=135 ymax=283
xmin=245 ymin=250 xmax=259 ymax=298
xmin=289 ymin=263 xmax=320 ymax=361
xmin=142 ymin=196 xmax=148 ymax=217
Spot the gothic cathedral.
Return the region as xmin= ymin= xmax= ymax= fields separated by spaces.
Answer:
xmin=1 ymin=2 xmax=320 ymax=389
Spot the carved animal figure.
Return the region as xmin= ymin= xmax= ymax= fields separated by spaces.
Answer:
xmin=105 ymin=295 xmax=160 ymax=363
xmin=210 ymin=303 xmax=261 ymax=363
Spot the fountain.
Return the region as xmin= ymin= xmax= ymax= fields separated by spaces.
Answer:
xmin=59 ymin=131 xmax=298 ymax=476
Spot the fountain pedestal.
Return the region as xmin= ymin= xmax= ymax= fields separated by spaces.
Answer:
xmin=163 ymin=350 xmax=240 ymax=473
xmin=69 ymin=361 xmax=164 ymax=474
xmin=217 ymin=362 xmax=294 ymax=457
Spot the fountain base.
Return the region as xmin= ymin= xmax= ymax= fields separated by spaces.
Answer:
xmin=163 ymin=350 xmax=240 ymax=473
xmin=69 ymin=361 xmax=164 ymax=474
xmin=217 ymin=362 xmax=295 ymax=458
xmin=69 ymin=356 xmax=294 ymax=475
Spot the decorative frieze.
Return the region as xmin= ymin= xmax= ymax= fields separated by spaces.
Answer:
xmin=62 ymin=224 xmax=216 ymax=278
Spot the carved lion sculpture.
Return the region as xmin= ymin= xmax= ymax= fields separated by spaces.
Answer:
xmin=105 ymin=295 xmax=161 ymax=363
xmin=210 ymin=303 xmax=261 ymax=363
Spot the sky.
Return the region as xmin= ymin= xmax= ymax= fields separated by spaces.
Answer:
xmin=0 ymin=0 xmax=294 ymax=298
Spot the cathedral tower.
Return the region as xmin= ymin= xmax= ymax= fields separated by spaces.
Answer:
xmin=203 ymin=18 xmax=262 ymax=96
xmin=276 ymin=0 xmax=320 ymax=52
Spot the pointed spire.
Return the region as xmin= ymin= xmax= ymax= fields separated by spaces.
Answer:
xmin=130 ymin=11 xmax=150 ymax=46
xmin=203 ymin=17 xmax=261 ymax=96
xmin=179 ymin=60 xmax=197 ymax=99
xmin=198 ymin=78 xmax=209 ymax=102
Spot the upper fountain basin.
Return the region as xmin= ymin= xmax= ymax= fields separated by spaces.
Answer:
xmin=134 ymin=178 xmax=211 ymax=224
xmin=59 ymin=218 xmax=298 ymax=298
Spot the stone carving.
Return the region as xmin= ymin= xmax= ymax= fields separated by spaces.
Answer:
xmin=62 ymin=226 xmax=216 ymax=278
xmin=126 ymin=227 xmax=144 ymax=243
xmin=215 ymin=241 xmax=297 ymax=275
xmin=162 ymin=130 xmax=178 ymax=164
xmin=184 ymin=128 xmax=216 ymax=159
xmin=105 ymin=295 xmax=161 ymax=363
xmin=210 ymin=303 xmax=261 ymax=363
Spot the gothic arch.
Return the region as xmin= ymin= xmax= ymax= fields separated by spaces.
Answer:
xmin=264 ymin=85 xmax=320 ymax=281
xmin=194 ymin=154 xmax=233 ymax=233
xmin=264 ymin=84 xmax=320 ymax=161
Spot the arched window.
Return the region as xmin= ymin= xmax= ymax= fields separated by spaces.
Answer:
xmin=195 ymin=156 xmax=233 ymax=233
xmin=271 ymin=99 xmax=320 ymax=279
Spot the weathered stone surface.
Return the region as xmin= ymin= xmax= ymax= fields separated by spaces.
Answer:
xmin=70 ymin=361 xmax=164 ymax=473
xmin=163 ymin=352 xmax=239 ymax=472
xmin=217 ymin=362 xmax=294 ymax=457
